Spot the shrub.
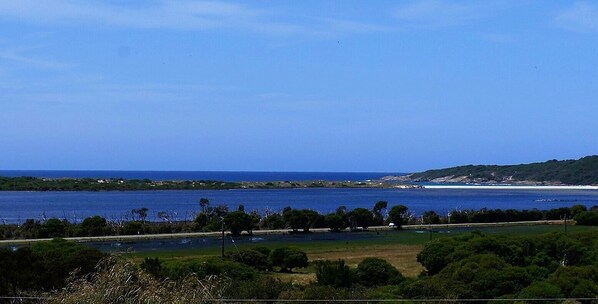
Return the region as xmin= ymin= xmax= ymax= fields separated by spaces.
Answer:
xmin=575 ymin=211 xmax=598 ymax=226
xmin=355 ymin=257 xmax=404 ymax=286
xmin=315 ymin=259 xmax=354 ymax=287
xmin=224 ymin=276 xmax=290 ymax=300
xmin=161 ymin=257 xmax=258 ymax=281
xmin=269 ymin=247 xmax=308 ymax=272
xmin=227 ymin=249 xmax=271 ymax=271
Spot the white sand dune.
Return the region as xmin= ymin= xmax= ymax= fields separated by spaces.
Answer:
xmin=423 ymin=185 xmax=598 ymax=190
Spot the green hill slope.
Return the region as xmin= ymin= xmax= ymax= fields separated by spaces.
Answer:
xmin=407 ymin=156 xmax=598 ymax=185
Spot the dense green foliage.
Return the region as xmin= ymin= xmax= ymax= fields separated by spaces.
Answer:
xmin=0 ymin=238 xmax=105 ymax=297
xmin=412 ymin=230 xmax=598 ymax=299
xmin=410 ymin=155 xmax=598 ymax=185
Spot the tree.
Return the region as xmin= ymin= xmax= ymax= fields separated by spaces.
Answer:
xmin=422 ymin=210 xmax=441 ymax=224
xmin=372 ymin=201 xmax=388 ymax=226
xmin=40 ymin=218 xmax=69 ymax=238
xmin=194 ymin=213 xmax=209 ymax=231
xmin=79 ymin=216 xmax=108 ymax=236
xmin=283 ymin=209 xmax=308 ymax=232
xmin=348 ymin=208 xmax=374 ymax=230
xmin=302 ymin=209 xmax=322 ymax=232
xmin=355 ymin=257 xmax=404 ymax=286
xmin=131 ymin=207 xmax=148 ymax=223
xmin=261 ymin=213 xmax=285 ymax=230
xmin=269 ymin=247 xmax=308 ymax=272
xmin=325 ymin=214 xmax=347 ymax=232
xmin=387 ymin=205 xmax=409 ymax=228
xmin=574 ymin=211 xmax=598 ymax=226
xmin=224 ymin=211 xmax=253 ymax=236
xmin=199 ymin=198 xmax=210 ymax=213
xmin=157 ymin=211 xmax=171 ymax=223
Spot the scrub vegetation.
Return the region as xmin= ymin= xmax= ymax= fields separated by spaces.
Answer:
xmin=2 ymin=228 xmax=597 ymax=302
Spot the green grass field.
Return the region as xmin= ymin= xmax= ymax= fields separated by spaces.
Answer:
xmin=125 ymin=224 xmax=596 ymax=282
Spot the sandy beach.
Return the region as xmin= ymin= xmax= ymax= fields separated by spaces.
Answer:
xmin=423 ymin=185 xmax=598 ymax=190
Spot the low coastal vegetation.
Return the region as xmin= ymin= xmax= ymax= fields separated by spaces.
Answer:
xmin=1 ymin=200 xmax=597 ymax=240
xmin=399 ymin=155 xmax=598 ymax=185
xmin=2 ymin=229 xmax=597 ymax=301
xmin=0 ymin=176 xmax=408 ymax=191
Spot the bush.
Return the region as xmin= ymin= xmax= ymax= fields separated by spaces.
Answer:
xmin=355 ymin=257 xmax=404 ymax=286
xmin=269 ymin=247 xmax=308 ymax=272
xmin=31 ymin=238 xmax=106 ymax=290
xmin=122 ymin=221 xmax=143 ymax=235
xmin=79 ymin=216 xmax=109 ymax=236
xmin=518 ymin=281 xmax=564 ymax=299
xmin=227 ymin=249 xmax=271 ymax=271
xmin=315 ymin=259 xmax=354 ymax=287
xmin=224 ymin=276 xmax=290 ymax=300
xmin=280 ymin=285 xmax=370 ymax=301
xmin=575 ymin=211 xmax=598 ymax=225
xmin=161 ymin=257 xmax=258 ymax=281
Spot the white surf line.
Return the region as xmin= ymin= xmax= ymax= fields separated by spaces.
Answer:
xmin=423 ymin=185 xmax=598 ymax=190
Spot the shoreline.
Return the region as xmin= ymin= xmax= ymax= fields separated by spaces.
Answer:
xmin=0 ymin=220 xmax=567 ymax=245
xmin=422 ymin=185 xmax=598 ymax=190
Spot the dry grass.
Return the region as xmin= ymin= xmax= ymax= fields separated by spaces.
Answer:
xmin=306 ymin=243 xmax=424 ymax=278
xmin=269 ymin=243 xmax=424 ymax=284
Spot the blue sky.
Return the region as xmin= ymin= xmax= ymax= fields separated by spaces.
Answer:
xmin=1 ymin=0 xmax=597 ymax=172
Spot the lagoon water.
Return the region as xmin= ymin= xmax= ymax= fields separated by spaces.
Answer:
xmin=1 ymin=188 xmax=597 ymax=224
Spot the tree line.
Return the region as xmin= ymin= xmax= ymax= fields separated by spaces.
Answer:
xmin=1 ymin=199 xmax=597 ymax=240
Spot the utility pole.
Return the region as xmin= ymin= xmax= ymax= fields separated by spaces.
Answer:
xmin=221 ymin=217 xmax=225 ymax=258
xmin=564 ymin=216 xmax=567 ymax=234
xmin=429 ymin=223 xmax=432 ymax=241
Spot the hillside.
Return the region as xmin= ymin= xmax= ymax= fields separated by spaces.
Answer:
xmin=401 ymin=156 xmax=598 ymax=185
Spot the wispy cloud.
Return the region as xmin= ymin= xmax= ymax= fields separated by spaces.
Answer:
xmin=0 ymin=47 xmax=70 ymax=69
xmin=392 ymin=0 xmax=503 ymax=28
xmin=556 ymin=2 xmax=598 ymax=32
xmin=0 ymin=0 xmax=385 ymax=37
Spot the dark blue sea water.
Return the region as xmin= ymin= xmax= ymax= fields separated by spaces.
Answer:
xmin=0 ymin=170 xmax=397 ymax=182
xmin=0 ymin=188 xmax=597 ymax=224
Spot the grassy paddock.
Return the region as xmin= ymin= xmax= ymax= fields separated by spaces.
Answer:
xmin=126 ymin=224 xmax=596 ymax=283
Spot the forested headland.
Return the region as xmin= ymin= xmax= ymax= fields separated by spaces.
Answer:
xmin=396 ymin=155 xmax=598 ymax=185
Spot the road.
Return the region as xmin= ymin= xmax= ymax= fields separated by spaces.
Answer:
xmin=0 ymin=220 xmax=566 ymax=245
